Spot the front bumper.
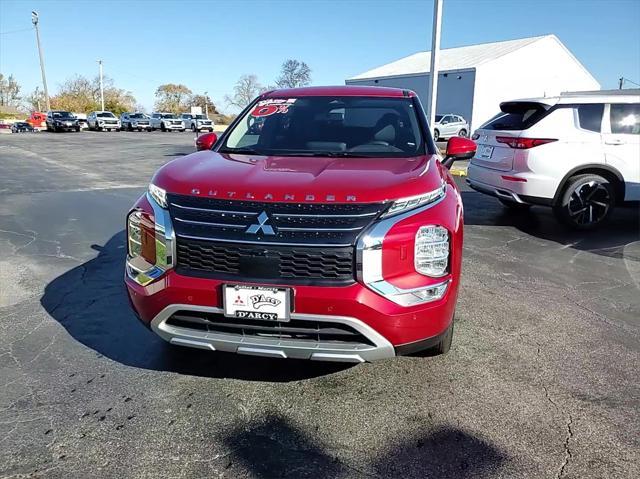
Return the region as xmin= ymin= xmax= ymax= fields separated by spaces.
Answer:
xmin=164 ymin=124 xmax=184 ymax=130
xmin=125 ymin=180 xmax=462 ymax=362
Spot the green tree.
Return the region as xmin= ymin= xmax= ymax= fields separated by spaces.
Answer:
xmin=154 ymin=83 xmax=192 ymax=113
xmin=275 ymin=60 xmax=311 ymax=89
xmin=0 ymin=73 xmax=21 ymax=107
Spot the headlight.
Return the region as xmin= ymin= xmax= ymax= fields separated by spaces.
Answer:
xmin=98 ymin=120 xmax=104 ymax=124
xmin=415 ymin=225 xmax=449 ymax=277
xmin=381 ymin=183 xmax=446 ymax=218
xmin=127 ymin=211 xmax=156 ymax=265
xmin=148 ymin=183 xmax=167 ymax=208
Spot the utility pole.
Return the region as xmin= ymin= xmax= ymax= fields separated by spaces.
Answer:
xmin=31 ymin=11 xmax=50 ymax=111
xmin=204 ymin=91 xmax=208 ymax=117
xmin=35 ymin=86 xmax=41 ymax=111
xmin=619 ymin=77 xmax=624 ymax=90
xmin=98 ymin=60 xmax=105 ymax=111
xmin=427 ymin=0 xmax=443 ymax=134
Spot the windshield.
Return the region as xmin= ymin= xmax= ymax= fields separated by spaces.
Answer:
xmin=97 ymin=112 xmax=115 ymax=118
xmin=435 ymin=115 xmax=443 ymax=122
xmin=131 ymin=113 xmax=146 ymax=118
xmin=53 ymin=111 xmax=74 ymax=118
xmin=162 ymin=114 xmax=177 ymax=119
xmin=221 ymin=96 xmax=425 ymax=157
xmin=195 ymin=114 xmax=207 ymax=119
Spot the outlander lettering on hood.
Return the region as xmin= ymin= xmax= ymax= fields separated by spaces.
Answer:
xmin=125 ymin=86 xmax=476 ymax=363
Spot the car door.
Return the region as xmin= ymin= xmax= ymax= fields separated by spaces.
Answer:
xmin=603 ymin=103 xmax=640 ymax=200
xmin=441 ymin=115 xmax=455 ymax=137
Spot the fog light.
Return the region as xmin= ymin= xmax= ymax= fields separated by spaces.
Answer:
xmin=415 ymin=225 xmax=449 ymax=277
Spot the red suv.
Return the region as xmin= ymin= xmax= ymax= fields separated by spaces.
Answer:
xmin=125 ymin=86 xmax=476 ymax=362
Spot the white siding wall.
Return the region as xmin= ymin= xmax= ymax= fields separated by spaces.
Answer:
xmin=472 ymin=35 xmax=600 ymax=131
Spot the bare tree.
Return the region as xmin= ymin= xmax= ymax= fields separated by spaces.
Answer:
xmin=0 ymin=73 xmax=21 ymax=107
xmin=275 ymin=60 xmax=311 ymax=89
xmin=225 ymin=75 xmax=264 ymax=109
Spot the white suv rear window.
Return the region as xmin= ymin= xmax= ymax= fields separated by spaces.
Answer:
xmin=480 ymin=102 xmax=549 ymax=131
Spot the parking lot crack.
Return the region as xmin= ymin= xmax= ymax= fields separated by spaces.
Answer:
xmin=558 ymin=414 xmax=574 ymax=478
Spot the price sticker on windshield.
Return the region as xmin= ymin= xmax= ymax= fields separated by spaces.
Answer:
xmin=251 ymin=98 xmax=296 ymax=117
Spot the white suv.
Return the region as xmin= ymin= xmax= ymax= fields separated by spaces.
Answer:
xmin=433 ymin=114 xmax=469 ymax=141
xmin=149 ymin=113 xmax=185 ymax=132
xmin=466 ymin=90 xmax=640 ymax=229
xmin=180 ymin=113 xmax=214 ymax=132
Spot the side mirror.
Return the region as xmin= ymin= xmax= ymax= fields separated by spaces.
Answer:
xmin=195 ymin=132 xmax=218 ymax=151
xmin=442 ymin=136 xmax=476 ymax=169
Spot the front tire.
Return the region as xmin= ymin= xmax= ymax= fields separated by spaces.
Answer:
xmin=161 ymin=122 xmax=166 ymax=132
xmin=553 ymin=174 xmax=615 ymax=230
xmin=458 ymin=129 xmax=468 ymax=138
xmin=191 ymin=124 xmax=197 ymax=132
xmin=433 ymin=129 xmax=440 ymax=142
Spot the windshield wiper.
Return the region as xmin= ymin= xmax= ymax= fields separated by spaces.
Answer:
xmin=219 ymin=147 xmax=263 ymax=155
xmin=277 ymin=151 xmax=370 ymax=158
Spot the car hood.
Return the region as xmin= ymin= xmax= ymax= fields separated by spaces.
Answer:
xmin=152 ymin=151 xmax=444 ymax=203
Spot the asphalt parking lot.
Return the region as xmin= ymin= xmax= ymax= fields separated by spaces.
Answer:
xmin=1 ymin=131 xmax=638 ymax=478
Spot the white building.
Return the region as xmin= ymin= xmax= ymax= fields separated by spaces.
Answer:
xmin=346 ymin=35 xmax=600 ymax=131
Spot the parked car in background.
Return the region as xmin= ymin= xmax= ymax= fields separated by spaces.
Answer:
xmin=433 ymin=114 xmax=469 ymax=141
xmin=87 ymin=111 xmax=121 ymax=131
xmin=46 ymin=111 xmax=80 ymax=132
xmin=26 ymin=111 xmax=47 ymax=129
xmin=74 ymin=113 xmax=89 ymax=130
xmin=180 ymin=113 xmax=214 ymax=132
xmin=467 ymin=89 xmax=640 ymax=230
xmin=11 ymin=122 xmax=37 ymax=133
xmin=121 ymin=112 xmax=151 ymax=131
xmin=125 ymin=86 xmax=478 ymax=362
xmin=150 ymin=113 xmax=185 ymax=132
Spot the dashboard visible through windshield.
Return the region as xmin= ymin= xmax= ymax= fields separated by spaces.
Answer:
xmin=221 ymin=96 xmax=426 ymax=158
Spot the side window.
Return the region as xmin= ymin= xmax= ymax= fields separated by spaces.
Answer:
xmin=442 ymin=115 xmax=451 ymax=124
xmin=577 ymin=104 xmax=603 ymax=132
xmin=610 ymin=103 xmax=640 ymax=135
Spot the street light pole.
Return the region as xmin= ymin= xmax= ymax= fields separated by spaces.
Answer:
xmin=204 ymin=91 xmax=208 ymax=117
xmin=427 ymin=0 xmax=443 ymax=132
xmin=31 ymin=11 xmax=50 ymax=111
xmin=98 ymin=60 xmax=105 ymax=111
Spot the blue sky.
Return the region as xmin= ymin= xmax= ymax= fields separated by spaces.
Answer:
xmin=1 ymin=0 xmax=639 ymax=112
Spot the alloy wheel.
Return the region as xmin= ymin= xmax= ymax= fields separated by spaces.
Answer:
xmin=567 ymin=180 xmax=611 ymax=226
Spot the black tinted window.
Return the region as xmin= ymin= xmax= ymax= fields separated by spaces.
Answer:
xmin=577 ymin=104 xmax=603 ymax=132
xmin=481 ymin=102 xmax=549 ymax=131
xmin=610 ymin=103 xmax=640 ymax=135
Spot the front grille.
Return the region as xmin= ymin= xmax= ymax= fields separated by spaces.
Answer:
xmin=167 ymin=194 xmax=385 ymax=246
xmin=169 ymin=195 xmax=386 ymax=284
xmin=176 ymin=237 xmax=354 ymax=285
xmin=104 ymin=120 xmax=117 ymax=124
xmin=166 ymin=311 xmax=376 ymax=346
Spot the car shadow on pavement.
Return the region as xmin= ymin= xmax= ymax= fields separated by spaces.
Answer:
xmin=40 ymin=231 xmax=352 ymax=382
xmin=462 ymin=190 xmax=640 ymax=257
xmin=221 ymin=414 xmax=507 ymax=478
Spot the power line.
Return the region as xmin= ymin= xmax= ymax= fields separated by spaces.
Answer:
xmin=0 ymin=26 xmax=33 ymax=35
xmin=619 ymin=77 xmax=640 ymax=88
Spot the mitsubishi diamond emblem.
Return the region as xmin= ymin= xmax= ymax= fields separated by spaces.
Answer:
xmin=246 ymin=211 xmax=275 ymax=235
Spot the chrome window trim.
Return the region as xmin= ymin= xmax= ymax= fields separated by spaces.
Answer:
xmin=150 ymin=304 xmax=396 ymax=362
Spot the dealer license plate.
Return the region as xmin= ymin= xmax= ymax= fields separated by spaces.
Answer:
xmin=478 ymin=144 xmax=494 ymax=159
xmin=223 ymin=284 xmax=291 ymax=321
